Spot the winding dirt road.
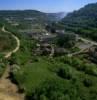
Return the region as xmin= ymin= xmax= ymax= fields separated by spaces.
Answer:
xmin=0 ymin=27 xmax=24 ymax=100
xmin=2 ymin=26 xmax=20 ymax=58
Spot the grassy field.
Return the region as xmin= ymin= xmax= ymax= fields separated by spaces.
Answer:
xmin=0 ymin=29 xmax=16 ymax=54
xmin=11 ymin=48 xmax=97 ymax=100
xmin=13 ymin=58 xmax=58 ymax=93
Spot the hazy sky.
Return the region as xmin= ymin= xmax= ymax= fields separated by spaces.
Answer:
xmin=0 ymin=0 xmax=97 ymax=12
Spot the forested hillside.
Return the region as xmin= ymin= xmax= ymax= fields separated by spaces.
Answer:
xmin=61 ymin=3 xmax=97 ymax=41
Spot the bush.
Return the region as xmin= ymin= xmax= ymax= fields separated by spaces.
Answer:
xmin=58 ymin=65 xmax=72 ymax=80
xmin=84 ymin=64 xmax=97 ymax=76
xmin=8 ymin=53 xmax=18 ymax=65
xmin=83 ymin=77 xmax=93 ymax=87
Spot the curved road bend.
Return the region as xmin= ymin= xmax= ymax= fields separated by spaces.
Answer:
xmin=2 ymin=26 xmax=20 ymax=58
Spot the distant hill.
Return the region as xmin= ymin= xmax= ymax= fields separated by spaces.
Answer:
xmin=61 ymin=3 xmax=97 ymax=41
xmin=62 ymin=3 xmax=97 ymax=26
xmin=0 ymin=10 xmax=66 ymax=25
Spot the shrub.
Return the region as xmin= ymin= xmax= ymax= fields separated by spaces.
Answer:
xmin=83 ymin=77 xmax=93 ymax=87
xmin=58 ymin=65 xmax=72 ymax=80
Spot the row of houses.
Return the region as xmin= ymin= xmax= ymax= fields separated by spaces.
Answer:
xmin=29 ymin=28 xmax=80 ymax=56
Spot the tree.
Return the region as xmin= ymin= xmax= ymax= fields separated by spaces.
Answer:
xmin=56 ymin=33 xmax=76 ymax=48
xmin=58 ymin=65 xmax=72 ymax=79
xmin=8 ymin=53 xmax=18 ymax=65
